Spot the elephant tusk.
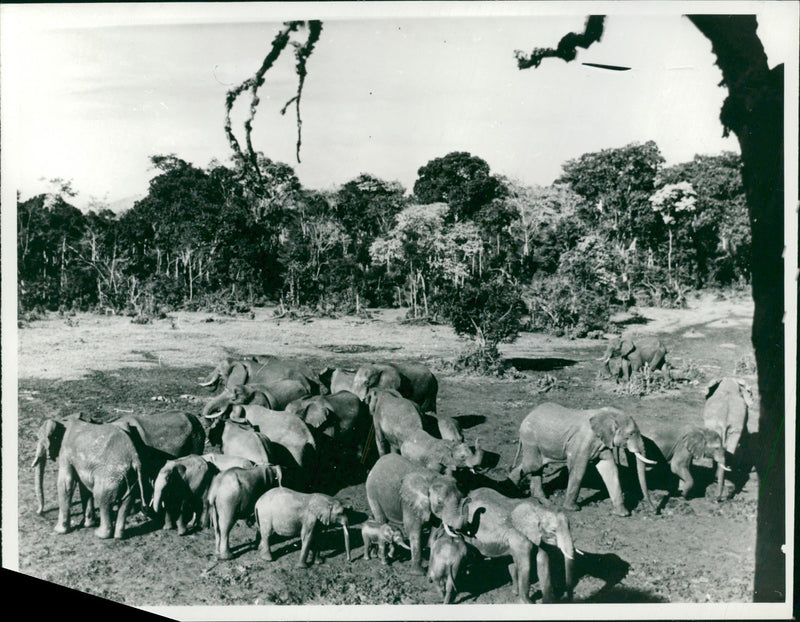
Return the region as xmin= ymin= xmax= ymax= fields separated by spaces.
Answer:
xmin=634 ymin=452 xmax=658 ymax=465
xmin=397 ymin=541 xmax=411 ymax=551
xmin=198 ymin=377 xmax=217 ymax=387
xmin=563 ymin=551 xmax=574 ymax=560
xmin=575 ymin=547 xmax=585 ymax=556
xmin=203 ymin=410 xmax=225 ymax=420
xmin=720 ymin=464 xmax=732 ymax=472
xmin=443 ymin=523 xmax=457 ymax=538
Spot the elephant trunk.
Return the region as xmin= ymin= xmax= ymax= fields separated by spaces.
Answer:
xmin=199 ymin=369 xmax=221 ymax=389
xmin=634 ymin=451 xmax=658 ymax=513
xmin=32 ymin=441 xmax=48 ymax=515
xmin=151 ymin=480 xmax=165 ymax=512
xmin=202 ymin=392 xmax=230 ymax=418
xmin=340 ymin=516 xmax=351 ymax=562
xmin=556 ymin=528 xmax=576 ymax=600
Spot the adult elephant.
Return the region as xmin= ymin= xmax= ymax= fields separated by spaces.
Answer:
xmin=509 ymin=403 xmax=658 ymax=516
xmin=199 ymin=356 xmax=323 ymax=395
xmin=113 ymin=411 xmax=206 ymax=462
xmin=365 ymin=453 xmax=470 ymax=574
xmin=365 ymin=388 xmax=424 ymax=456
xmin=600 ymin=336 xmax=670 ymax=381
xmin=463 ymin=488 xmax=577 ymax=603
xmin=284 ymin=391 xmax=371 ymax=450
xmin=352 ymin=362 xmax=438 ymax=413
xmin=204 ymin=404 xmax=317 ymax=485
xmin=643 ymin=424 xmax=730 ymax=499
xmin=31 ymin=416 xmax=147 ymax=539
xmin=201 ymin=380 xmax=310 ymax=416
xmin=703 ymin=377 xmax=752 ymax=500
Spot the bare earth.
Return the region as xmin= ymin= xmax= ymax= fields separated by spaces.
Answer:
xmin=14 ymin=292 xmax=760 ymax=610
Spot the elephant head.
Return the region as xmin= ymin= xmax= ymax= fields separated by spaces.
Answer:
xmin=306 ymin=496 xmax=351 ymax=561
xmin=685 ymin=428 xmax=729 ymax=469
xmin=151 ymin=461 xmax=187 ymax=513
xmin=353 ymin=366 xmax=384 ymax=402
xmin=401 ymin=472 xmax=470 ymax=536
xmin=201 ymin=385 xmax=274 ymax=419
xmin=31 ymin=419 xmax=66 ymax=515
xmin=590 ymin=410 xmax=657 ymax=512
xmin=601 ymin=337 xmax=635 ymax=364
xmin=284 ymin=398 xmax=336 ymax=436
xmin=198 ymin=358 xmax=243 ymax=390
xmin=451 ymin=438 xmax=484 ymax=473
xmin=510 ymin=501 xmax=577 ymax=599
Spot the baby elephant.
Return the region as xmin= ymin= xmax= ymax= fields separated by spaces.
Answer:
xmin=427 ymin=526 xmax=468 ymax=604
xmin=254 ymin=488 xmax=351 ymax=567
xmin=152 ymin=455 xmax=217 ymax=535
xmin=360 ymin=520 xmax=410 ymax=564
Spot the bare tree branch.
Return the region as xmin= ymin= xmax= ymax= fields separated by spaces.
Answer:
xmin=514 ymin=15 xmax=605 ymax=69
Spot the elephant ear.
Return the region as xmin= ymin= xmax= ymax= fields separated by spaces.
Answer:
xmin=620 ymin=339 xmax=636 ymax=358
xmin=590 ymin=411 xmax=618 ymax=449
xmin=510 ymin=503 xmax=543 ymax=546
xmin=228 ymin=363 xmax=248 ymax=387
xmin=306 ymin=495 xmax=333 ymax=525
xmin=736 ymin=380 xmax=754 ymax=408
xmin=400 ymin=472 xmax=432 ymax=523
xmin=684 ymin=428 xmax=708 ymax=461
xmin=230 ymin=385 xmax=251 ymax=405
xmin=705 ymin=378 xmax=723 ymax=400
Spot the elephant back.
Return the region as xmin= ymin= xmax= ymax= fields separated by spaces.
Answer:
xmin=67 ymin=418 xmax=142 ymax=470
xmin=114 ymin=412 xmax=204 ymax=458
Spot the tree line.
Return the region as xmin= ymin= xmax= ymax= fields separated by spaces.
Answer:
xmin=18 ymin=142 xmax=749 ymax=343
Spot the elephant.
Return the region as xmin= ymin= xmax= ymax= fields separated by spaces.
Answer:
xmin=360 ymin=520 xmax=410 ymax=564
xmin=600 ymin=336 xmax=670 ymax=381
xmin=703 ymin=377 xmax=752 ymax=500
xmin=206 ymin=464 xmax=284 ymax=559
xmin=365 ymin=453 xmax=470 ymax=573
xmin=204 ymin=405 xmax=317 ymax=484
xmin=319 ymin=367 xmax=356 ymax=394
xmin=201 ymin=453 xmax=256 ymax=471
xmin=352 ymin=362 xmax=438 ymax=413
xmin=365 ymin=388 xmax=424 ymax=456
xmin=112 ymin=411 xmax=206 ymax=465
xmin=284 ymin=391 xmax=371 ymax=447
xmin=32 ymin=416 xmax=147 ymax=539
xmin=151 ymin=455 xmax=218 ymax=534
xmin=427 ymin=525 xmax=468 ymax=604
xmin=199 ymin=356 xmax=323 ymax=395
xmin=508 ymin=403 xmax=658 ymax=517
xmin=462 ymin=488 xmax=577 ymax=603
xmin=643 ymin=424 xmax=730 ymax=498
xmin=400 ymin=429 xmax=484 ymax=475
xmin=253 ymin=488 xmax=352 ymax=567
xmin=433 ymin=413 xmax=464 ymax=442
xmin=207 ymin=418 xmax=273 ymax=465
xmin=201 ymin=381 xmax=310 ymax=416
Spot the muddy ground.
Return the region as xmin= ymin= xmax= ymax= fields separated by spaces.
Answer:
xmin=13 ymin=293 xmax=759 ymax=610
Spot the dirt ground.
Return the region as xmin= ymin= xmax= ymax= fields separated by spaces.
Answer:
xmin=13 ymin=292 xmax=760 ymax=610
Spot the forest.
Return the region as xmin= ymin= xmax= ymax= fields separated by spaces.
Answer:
xmin=17 ymin=142 xmax=750 ymax=348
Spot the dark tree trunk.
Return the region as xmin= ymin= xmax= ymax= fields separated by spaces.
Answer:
xmin=688 ymin=14 xmax=785 ymax=602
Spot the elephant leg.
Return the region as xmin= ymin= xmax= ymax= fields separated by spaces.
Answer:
xmin=176 ymin=500 xmax=189 ymax=536
xmin=674 ymin=464 xmax=695 ymax=498
xmin=403 ymin=514 xmax=425 ymax=575
xmin=511 ymin=549 xmax=533 ymax=604
xmin=536 ymin=547 xmax=554 ymax=603
xmin=217 ymin=510 xmax=234 ymax=560
xmin=379 ymin=541 xmax=388 ymax=564
xmin=595 ymin=458 xmax=629 ymax=517
xmin=529 ymin=470 xmax=549 ymax=504
xmin=715 ymin=463 xmax=727 ymax=502
xmin=55 ymin=466 xmax=76 ymax=534
xmin=258 ymin=521 xmax=273 ymax=561
xmin=444 ymin=575 xmax=455 ymax=604
xmin=94 ymin=486 xmax=115 ymax=539
xmin=298 ymin=521 xmax=315 ymax=568
xmin=78 ymin=482 xmax=96 ymax=528
xmin=114 ymin=487 xmax=133 ymax=539
xmin=621 ymin=359 xmax=632 ymax=381
xmin=563 ymin=455 xmax=589 ymax=511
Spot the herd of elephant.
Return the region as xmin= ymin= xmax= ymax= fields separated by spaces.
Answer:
xmin=30 ymin=337 xmax=753 ymax=604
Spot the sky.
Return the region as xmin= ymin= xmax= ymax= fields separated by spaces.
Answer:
xmin=1 ymin=2 xmax=797 ymax=209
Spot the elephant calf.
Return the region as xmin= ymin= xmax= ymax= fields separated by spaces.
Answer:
xmin=400 ymin=430 xmax=483 ymax=475
xmin=206 ymin=465 xmax=283 ymax=559
xmin=254 ymin=488 xmax=351 ymax=567
xmin=427 ymin=526 xmax=468 ymax=604
xmin=360 ymin=520 xmax=410 ymax=564
xmin=152 ymin=455 xmax=217 ymax=535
